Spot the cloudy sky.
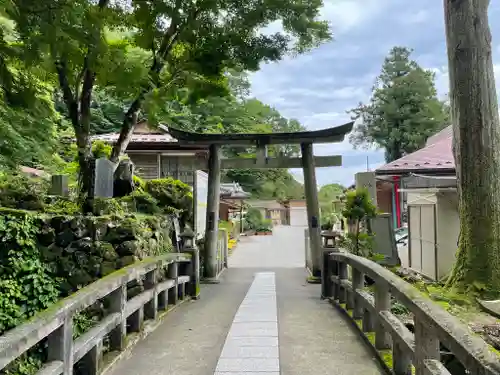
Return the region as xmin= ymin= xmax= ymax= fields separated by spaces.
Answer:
xmin=249 ymin=0 xmax=500 ymax=187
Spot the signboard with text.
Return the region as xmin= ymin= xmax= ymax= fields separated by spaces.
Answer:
xmin=193 ymin=170 xmax=208 ymax=240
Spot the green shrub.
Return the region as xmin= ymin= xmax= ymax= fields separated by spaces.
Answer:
xmin=341 ymin=188 xmax=377 ymax=256
xmin=0 ymin=173 xmax=49 ymax=211
xmin=145 ymin=178 xmax=193 ymax=224
xmin=43 ymin=197 xmax=80 ymax=215
xmin=120 ymin=190 xmax=160 ymax=214
xmin=244 ymin=207 xmax=263 ymax=231
xmin=255 ymin=218 xmax=272 ymax=232
xmin=91 ymin=140 xmax=112 ymax=159
xmin=0 ymin=213 xmax=60 ymax=334
xmin=91 ymin=197 xmax=125 ymax=216
xmin=133 ymin=175 xmax=146 ymax=191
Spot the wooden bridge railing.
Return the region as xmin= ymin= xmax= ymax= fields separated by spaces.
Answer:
xmin=0 ymin=249 xmax=199 ymax=375
xmin=321 ymin=250 xmax=500 ymax=375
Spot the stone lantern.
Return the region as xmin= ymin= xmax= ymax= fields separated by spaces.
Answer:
xmin=180 ymin=226 xmax=195 ymax=250
xmin=179 ymin=225 xmax=200 ymax=299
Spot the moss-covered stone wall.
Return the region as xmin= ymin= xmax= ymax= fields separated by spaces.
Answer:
xmin=0 ymin=208 xmax=173 ymax=333
xmin=37 ymin=213 xmax=173 ymax=296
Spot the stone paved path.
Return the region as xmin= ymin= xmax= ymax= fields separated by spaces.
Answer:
xmin=106 ymin=226 xmax=384 ymax=375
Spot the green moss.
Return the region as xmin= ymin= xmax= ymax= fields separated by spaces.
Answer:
xmin=366 ymin=332 xmax=375 ymax=345
xmin=379 ymin=349 xmax=392 ymax=368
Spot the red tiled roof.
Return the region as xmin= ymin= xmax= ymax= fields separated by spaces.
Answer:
xmin=376 ymin=126 xmax=454 ymax=174
xmin=92 ymin=132 xmax=177 ymax=144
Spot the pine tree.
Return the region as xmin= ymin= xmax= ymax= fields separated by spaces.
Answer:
xmin=349 ymin=46 xmax=449 ymax=162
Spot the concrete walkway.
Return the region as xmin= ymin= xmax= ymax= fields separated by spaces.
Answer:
xmin=106 ymin=226 xmax=384 ymax=375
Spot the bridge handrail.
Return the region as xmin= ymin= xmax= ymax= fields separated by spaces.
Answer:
xmin=0 ymin=251 xmax=198 ymax=374
xmin=322 ymin=251 xmax=500 ymax=375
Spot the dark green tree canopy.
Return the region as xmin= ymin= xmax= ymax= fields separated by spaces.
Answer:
xmin=349 ymin=46 xmax=449 ymax=162
xmin=1 ymin=0 xmax=330 ymax=195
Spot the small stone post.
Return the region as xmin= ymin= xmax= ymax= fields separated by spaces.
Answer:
xmin=50 ymin=175 xmax=69 ymax=196
xmin=94 ymin=157 xmax=115 ymax=198
xmin=181 ymin=227 xmax=200 ymax=300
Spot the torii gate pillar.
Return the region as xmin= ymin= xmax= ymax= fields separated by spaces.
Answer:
xmin=204 ymin=144 xmax=222 ymax=281
xmin=301 ymin=143 xmax=322 ymax=277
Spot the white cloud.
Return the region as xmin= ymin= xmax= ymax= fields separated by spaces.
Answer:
xmin=403 ymin=10 xmax=429 ymax=25
xmin=331 ymin=86 xmax=367 ymax=100
xmin=321 ymin=0 xmax=390 ymax=34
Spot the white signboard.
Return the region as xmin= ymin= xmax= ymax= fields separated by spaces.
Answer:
xmin=193 ymin=170 xmax=208 ymax=240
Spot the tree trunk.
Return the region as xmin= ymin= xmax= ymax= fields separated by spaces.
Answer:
xmin=444 ymin=0 xmax=500 ymax=297
xmin=110 ymin=110 xmax=138 ymax=163
xmin=74 ymin=127 xmax=95 ymax=202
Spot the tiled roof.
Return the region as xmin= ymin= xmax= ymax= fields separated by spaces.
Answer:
xmin=19 ymin=166 xmax=50 ymax=178
xmin=92 ymin=132 xmax=177 ymax=144
xmin=220 ymin=182 xmax=251 ymax=199
xmin=376 ymin=126 xmax=454 ymax=174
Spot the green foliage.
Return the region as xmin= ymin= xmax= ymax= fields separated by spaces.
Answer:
xmin=318 ymin=183 xmax=344 ymax=226
xmin=145 ymin=178 xmax=193 ymax=224
xmin=0 ymin=214 xmax=60 ymax=334
xmin=255 ymin=219 xmax=273 ymax=233
xmin=91 ymin=197 xmax=125 ymax=216
xmin=133 ymin=175 xmax=146 ymax=191
xmin=0 ymin=36 xmax=59 ymax=170
xmin=2 ymin=352 xmax=43 ymax=375
xmin=244 ymin=207 xmax=264 ymax=231
xmin=4 ymin=0 xmax=330 ymax=184
xmin=225 ymin=169 xmax=304 ymax=200
xmin=0 ymin=173 xmax=48 ymax=211
xmin=340 ymin=232 xmax=376 ymax=257
xmin=341 ymin=188 xmax=377 ymax=256
xmin=43 ymin=197 xmax=80 ymax=215
xmin=391 ymin=301 xmax=410 ymax=316
xmin=91 ymin=140 xmax=113 ymax=159
xmin=342 ymin=188 xmax=377 ymax=222
xmin=349 ymin=46 xmax=449 ymax=162
xmin=120 ymin=190 xmax=160 ymax=215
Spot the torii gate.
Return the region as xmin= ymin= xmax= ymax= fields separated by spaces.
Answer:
xmin=166 ymin=122 xmax=354 ymax=280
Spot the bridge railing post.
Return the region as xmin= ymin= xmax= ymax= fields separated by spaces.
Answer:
xmin=47 ymin=315 xmax=73 ymax=375
xmin=321 ymin=250 xmax=333 ymax=299
xmin=351 ymin=268 xmax=364 ymax=320
xmin=181 ymin=227 xmax=200 ymax=299
xmin=374 ymin=282 xmax=391 ymax=350
xmin=337 ymin=261 xmax=348 ymax=305
xmin=414 ymin=315 xmax=440 ymax=375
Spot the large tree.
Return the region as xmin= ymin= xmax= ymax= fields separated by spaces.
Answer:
xmin=444 ymin=0 xmax=500 ymax=297
xmin=3 ymin=0 xmax=329 ymax=194
xmin=349 ymin=46 xmax=449 ymax=162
